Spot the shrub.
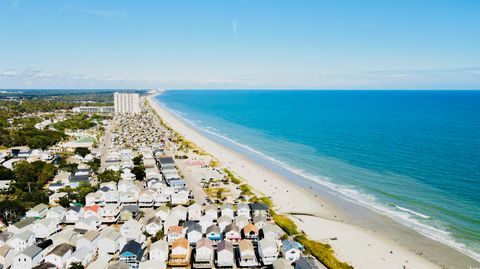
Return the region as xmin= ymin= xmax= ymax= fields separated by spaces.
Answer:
xmin=295 ymin=234 xmax=353 ymax=269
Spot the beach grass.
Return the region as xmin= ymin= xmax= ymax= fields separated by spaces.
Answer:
xmin=295 ymin=234 xmax=354 ymax=269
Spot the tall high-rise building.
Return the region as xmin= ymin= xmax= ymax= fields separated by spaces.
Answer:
xmin=114 ymin=92 xmax=141 ymax=113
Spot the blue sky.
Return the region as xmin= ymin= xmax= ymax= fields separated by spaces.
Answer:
xmin=1 ymin=0 xmax=479 ymax=89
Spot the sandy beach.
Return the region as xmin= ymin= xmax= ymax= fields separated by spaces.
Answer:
xmin=147 ymin=93 xmax=479 ymax=269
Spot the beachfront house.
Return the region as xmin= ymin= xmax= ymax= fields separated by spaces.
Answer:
xmin=168 ymin=238 xmax=191 ymax=267
xmin=220 ymin=203 xmax=235 ymax=219
xmin=236 ymin=203 xmax=251 ymax=218
xmin=119 ymin=240 xmax=144 ymax=269
xmin=216 ymin=240 xmax=234 ymax=267
xmin=281 ymin=240 xmax=302 ymax=263
xmin=149 ymin=240 xmax=168 ymax=262
xmin=253 ymin=215 xmax=267 ymax=229
xmin=272 ymin=258 xmax=294 ymax=269
xmin=44 ymin=243 xmax=74 ymax=268
xmin=262 ymin=223 xmax=284 ymax=240
xmin=250 ymin=202 xmax=270 ymax=218
xmin=238 ymin=239 xmax=258 ymax=267
xmin=295 ymin=256 xmax=323 ymax=269
xmin=193 ymin=238 xmax=214 ymax=268
xmin=258 ymin=239 xmax=279 ymax=265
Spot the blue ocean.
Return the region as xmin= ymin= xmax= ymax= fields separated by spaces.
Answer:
xmin=156 ymin=90 xmax=480 ymax=259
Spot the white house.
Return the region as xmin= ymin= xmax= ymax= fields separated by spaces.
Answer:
xmin=32 ymin=218 xmax=60 ymax=239
xmin=11 ymin=245 xmax=44 ymax=269
xmin=26 ymin=204 xmax=48 ymax=219
xmin=171 ymin=205 xmax=187 ymax=221
xmin=167 ymin=226 xmax=185 ymax=243
xmin=8 ymin=218 xmax=34 ymax=235
xmin=0 ymin=244 xmax=17 ymax=269
xmin=65 ymin=206 xmax=83 ymax=224
xmin=100 ymin=203 xmax=120 ymax=223
xmin=236 ymin=203 xmax=251 ymax=219
xmin=155 ymin=206 xmax=170 ymax=221
xmin=187 ymin=203 xmax=202 ymax=221
xmin=216 ymin=240 xmax=234 ymax=267
xmin=120 ymin=219 xmax=144 ymax=238
xmin=258 ymin=239 xmax=279 ymax=265
xmin=49 ymin=192 xmax=68 ymax=205
xmin=46 ymin=206 xmax=66 ymax=223
xmin=170 ymin=190 xmax=189 ymax=205
xmin=76 ymin=230 xmax=101 ymax=251
xmin=163 ymin=214 xmax=180 ymax=231
xmin=44 ymin=243 xmax=74 ymax=268
xmin=76 ymin=216 xmax=101 ymax=232
xmin=185 ymin=222 xmax=202 ymax=244
xmin=239 ymin=239 xmax=258 ymax=267
xmin=281 ymin=240 xmax=302 ymax=263
xmin=149 ymin=240 xmax=168 ymax=262
xmin=218 ymin=215 xmax=232 ymax=232
xmin=220 ymin=203 xmax=235 ymax=219
xmin=203 ymin=204 xmax=218 ymax=220
xmin=234 ymin=215 xmax=249 ymax=230
xmin=7 ymin=231 xmax=35 ymax=252
xmin=139 ymin=190 xmax=155 ymax=208
xmin=138 ymin=260 xmax=166 ymax=269
xmin=98 ymin=228 xmax=126 ymax=256
xmin=66 ymin=247 xmax=95 ymax=267
xmin=194 ymin=238 xmax=214 ymax=266
xmin=199 ymin=215 xmax=214 ymax=234
xmin=145 ymin=217 xmax=163 ymax=236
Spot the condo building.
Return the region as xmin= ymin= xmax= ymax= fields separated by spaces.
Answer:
xmin=114 ymin=92 xmax=141 ymax=113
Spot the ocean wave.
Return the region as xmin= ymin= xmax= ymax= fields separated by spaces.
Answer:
xmin=161 ymin=101 xmax=480 ymax=262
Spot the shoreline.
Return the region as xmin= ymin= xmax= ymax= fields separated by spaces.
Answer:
xmin=147 ymin=92 xmax=479 ymax=269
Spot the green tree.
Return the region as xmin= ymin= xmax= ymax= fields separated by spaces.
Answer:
xmin=68 ymin=262 xmax=85 ymax=269
xmin=74 ymin=147 xmax=91 ymax=158
xmin=0 ymin=166 xmax=15 ymax=182
xmin=87 ymin=158 xmax=101 ymax=173
xmin=132 ymin=165 xmax=145 ymax=181
xmin=133 ymin=155 xmax=143 ymax=166
xmin=0 ymin=200 xmax=26 ymax=224
xmin=98 ymin=170 xmax=121 ymax=183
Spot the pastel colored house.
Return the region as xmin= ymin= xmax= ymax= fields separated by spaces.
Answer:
xmin=83 ymin=205 xmax=101 ymax=219
xmin=168 ymin=238 xmax=191 ymax=267
xmin=119 ymin=240 xmax=144 ymax=269
xmin=238 ymin=239 xmax=258 ymax=267
xmin=205 ymin=225 xmax=222 ymax=241
xmin=281 ymin=240 xmax=302 ymax=263
xmin=167 ymin=226 xmax=185 ymax=243
xmin=242 ymin=223 xmax=259 ymax=240
xmin=224 ymin=223 xmax=241 ymax=242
